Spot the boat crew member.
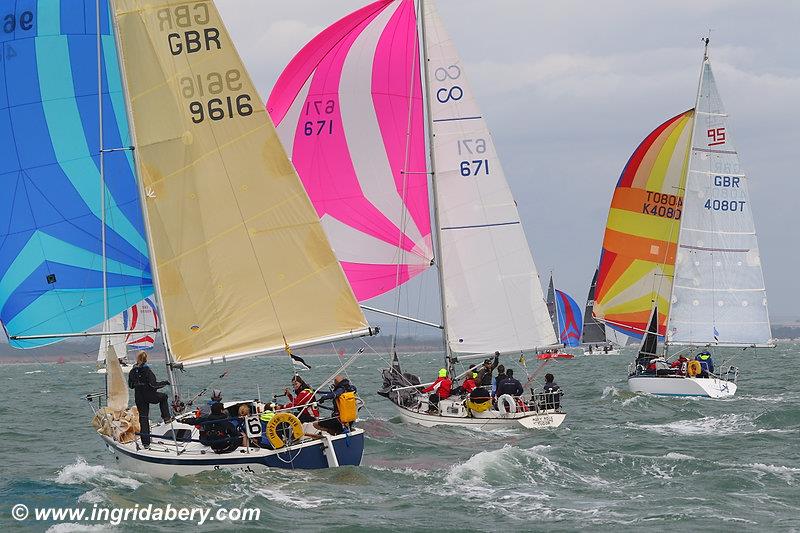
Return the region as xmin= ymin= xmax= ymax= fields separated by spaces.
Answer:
xmin=422 ymin=368 xmax=452 ymax=413
xmin=315 ymin=375 xmax=357 ymax=435
xmin=127 ymin=351 xmax=172 ymax=448
xmin=185 ymin=402 xmax=239 ymax=453
xmin=282 ymin=375 xmax=320 ymax=422
xmin=476 ymin=352 xmax=500 ymax=387
xmin=496 ymin=368 xmax=524 ymax=397
xmin=540 ymin=373 xmax=562 ymax=410
xmin=199 ymin=389 xmax=223 ymax=416
xmin=695 ymin=351 xmax=714 ymax=377
xmin=492 ymin=365 xmax=507 ymax=397
xmin=258 ymin=404 xmax=276 ymax=448
xmin=670 ymin=354 xmax=690 ymax=375
xmin=459 ymin=371 xmax=478 ymax=395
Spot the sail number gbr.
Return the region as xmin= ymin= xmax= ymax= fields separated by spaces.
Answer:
xmin=705 ymin=175 xmax=746 ymax=211
xmin=180 ymin=70 xmax=254 ymax=124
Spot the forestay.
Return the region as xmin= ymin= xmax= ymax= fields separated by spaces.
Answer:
xmin=0 ymin=1 xmax=152 ymax=348
xmin=594 ymin=110 xmax=694 ymax=339
xmin=423 ymin=0 xmax=555 ymax=354
xmin=111 ymin=0 xmax=370 ymax=365
xmin=667 ymin=60 xmax=771 ymax=346
xmin=268 ymin=0 xmax=432 ymax=302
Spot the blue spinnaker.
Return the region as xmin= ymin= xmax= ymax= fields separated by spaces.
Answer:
xmin=0 ymin=0 xmax=152 ymax=348
xmin=555 ymin=289 xmax=583 ymax=348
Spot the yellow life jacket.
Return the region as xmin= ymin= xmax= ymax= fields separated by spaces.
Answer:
xmin=336 ymin=391 xmax=358 ymax=424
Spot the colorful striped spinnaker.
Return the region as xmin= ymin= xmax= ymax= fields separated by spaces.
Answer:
xmin=0 ymin=1 xmax=153 ymax=348
xmin=268 ymin=0 xmax=432 ymax=302
xmin=555 ymin=290 xmax=583 ymax=347
xmin=594 ymin=110 xmax=695 ymax=339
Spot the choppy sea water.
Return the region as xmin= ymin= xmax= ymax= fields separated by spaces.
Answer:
xmin=1 ymin=344 xmax=798 ymax=532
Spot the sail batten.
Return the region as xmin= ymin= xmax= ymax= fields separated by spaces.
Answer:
xmin=112 ymin=0 xmax=369 ymax=365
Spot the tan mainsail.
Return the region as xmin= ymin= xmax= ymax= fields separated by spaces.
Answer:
xmin=111 ymin=0 xmax=369 ymax=365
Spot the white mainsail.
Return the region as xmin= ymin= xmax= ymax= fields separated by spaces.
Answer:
xmin=667 ymin=59 xmax=772 ymax=346
xmin=423 ymin=0 xmax=556 ymax=354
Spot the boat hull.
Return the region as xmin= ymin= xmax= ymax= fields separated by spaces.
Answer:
xmin=393 ymin=402 xmax=565 ymax=429
xmin=101 ymin=428 xmax=364 ymax=479
xmin=628 ymin=375 xmax=737 ymax=398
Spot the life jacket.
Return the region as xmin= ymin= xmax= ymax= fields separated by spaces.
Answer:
xmin=336 ymin=391 xmax=358 ymax=424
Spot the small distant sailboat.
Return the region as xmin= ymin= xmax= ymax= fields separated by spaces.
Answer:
xmin=96 ymin=298 xmax=158 ymax=374
xmin=593 ymin=40 xmax=773 ymax=398
xmin=270 ymin=0 xmax=564 ymax=429
xmin=546 ymin=275 xmax=582 ymax=349
xmin=580 ymin=269 xmax=624 ymax=355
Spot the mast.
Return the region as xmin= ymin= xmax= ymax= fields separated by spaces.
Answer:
xmin=419 ymin=0 xmax=452 ymax=368
xmin=96 ymin=0 xmax=109 ymax=359
xmin=664 ymin=37 xmax=708 ymax=350
xmin=108 ymin=3 xmax=180 ymax=403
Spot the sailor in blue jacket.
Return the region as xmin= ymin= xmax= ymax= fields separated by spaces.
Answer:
xmin=695 ymin=351 xmax=714 ymax=377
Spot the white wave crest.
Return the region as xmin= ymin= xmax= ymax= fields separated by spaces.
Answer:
xmin=253 ymin=487 xmax=330 ymax=509
xmin=745 ymin=463 xmax=800 ymax=484
xmin=55 ymin=457 xmax=141 ymax=490
xmin=630 ymin=414 xmax=756 ymax=436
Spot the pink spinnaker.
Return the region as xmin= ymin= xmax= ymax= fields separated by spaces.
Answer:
xmin=268 ymin=0 xmax=431 ymax=302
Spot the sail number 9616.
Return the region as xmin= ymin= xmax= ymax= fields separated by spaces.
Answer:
xmin=181 ymin=69 xmax=253 ymax=124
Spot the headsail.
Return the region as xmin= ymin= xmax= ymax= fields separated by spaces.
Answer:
xmin=0 ymin=1 xmax=152 ymax=348
xmin=268 ymin=0 xmax=432 ymax=302
xmin=111 ymin=0 xmax=370 ymax=366
xmin=581 ymin=269 xmax=607 ymax=344
xmin=555 ymin=290 xmax=582 ymax=348
xmin=423 ymin=0 xmax=556 ymax=354
xmin=594 ymin=110 xmax=695 ymax=339
xmin=667 ymin=59 xmax=771 ymax=346
xmin=638 ymin=305 xmax=660 ymax=358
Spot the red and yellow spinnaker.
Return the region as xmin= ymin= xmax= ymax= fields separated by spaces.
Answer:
xmin=594 ymin=110 xmax=694 ymax=338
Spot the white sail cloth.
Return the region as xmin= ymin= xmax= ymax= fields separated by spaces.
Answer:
xmin=668 ymin=61 xmax=771 ymax=346
xmin=423 ymin=1 xmax=556 ymax=354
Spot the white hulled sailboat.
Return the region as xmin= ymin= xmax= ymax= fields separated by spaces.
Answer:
xmin=594 ymin=40 xmax=773 ymax=398
xmin=269 ymin=0 xmax=564 ymax=429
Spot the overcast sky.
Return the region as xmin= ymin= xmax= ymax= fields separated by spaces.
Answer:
xmin=216 ymin=0 xmax=800 ymax=327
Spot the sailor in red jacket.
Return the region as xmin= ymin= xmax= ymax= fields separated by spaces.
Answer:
xmin=461 ymin=371 xmax=478 ymax=394
xmin=282 ymin=376 xmax=320 ymax=423
xmin=422 ymin=368 xmax=452 ymax=412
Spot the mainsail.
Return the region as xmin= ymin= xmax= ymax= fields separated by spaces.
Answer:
xmin=581 ymin=269 xmax=607 ymax=344
xmin=594 ymin=110 xmax=695 ymax=339
xmin=111 ymin=0 xmax=371 ymax=366
xmin=555 ymin=290 xmax=582 ymax=348
xmin=0 ymin=1 xmax=153 ymax=348
xmin=268 ymin=0 xmax=432 ymax=302
xmin=546 ymin=275 xmax=559 ymax=337
xmin=423 ymin=0 xmax=556 ymax=354
xmin=667 ymin=59 xmax=771 ymax=346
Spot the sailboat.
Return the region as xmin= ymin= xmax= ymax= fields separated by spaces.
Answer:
xmin=580 ymin=269 xmax=624 ymax=355
xmin=269 ymin=0 xmax=564 ymax=429
xmin=593 ymin=40 xmax=773 ymax=398
xmin=546 ymin=275 xmax=583 ymax=350
xmin=96 ymin=298 xmax=159 ymax=374
xmin=0 ymin=0 xmax=377 ymax=476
